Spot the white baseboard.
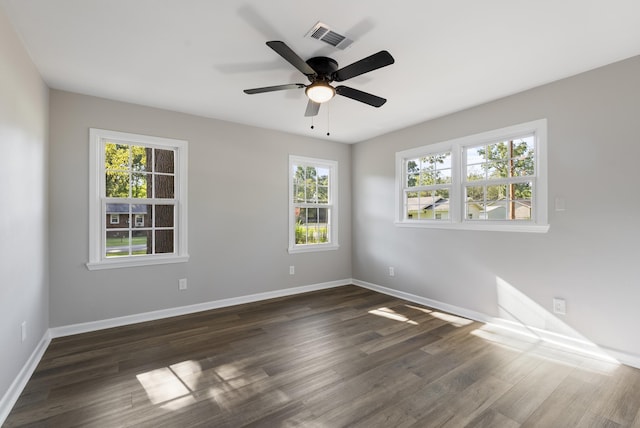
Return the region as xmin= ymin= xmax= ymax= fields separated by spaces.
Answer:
xmin=0 ymin=330 xmax=51 ymax=424
xmin=353 ymin=279 xmax=640 ymax=369
xmin=49 ymin=279 xmax=350 ymax=339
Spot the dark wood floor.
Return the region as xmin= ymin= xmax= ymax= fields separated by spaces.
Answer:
xmin=5 ymin=285 xmax=640 ymax=427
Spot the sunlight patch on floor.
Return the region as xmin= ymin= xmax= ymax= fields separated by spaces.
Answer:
xmin=369 ymin=307 xmax=418 ymax=325
xmin=429 ymin=311 xmax=474 ymax=327
xmin=136 ymin=360 xmax=201 ymax=410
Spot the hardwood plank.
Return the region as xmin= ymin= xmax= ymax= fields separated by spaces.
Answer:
xmin=466 ymin=408 xmax=520 ymax=428
xmin=5 ymin=285 xmax=640 ymax=428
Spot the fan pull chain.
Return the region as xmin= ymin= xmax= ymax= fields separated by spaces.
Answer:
xmin=310 ymin=116 xmax=314 ymax=130
xmin=326 ymin=104 xmax=330 ymax=136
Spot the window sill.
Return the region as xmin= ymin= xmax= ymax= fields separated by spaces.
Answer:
xmin=394 ymin=221 xmax=549 ymax=233
xmin=288 ymin=243 xmax=340 ymax=254
xmin=86 ymin=254 xmax=190 ymax=270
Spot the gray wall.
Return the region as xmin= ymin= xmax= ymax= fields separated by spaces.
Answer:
xmin=48 ymin=90 xmax=352 ymax=327
xmin=0 ymin=7 xmax=49 ymax=402
xmin=352 ymin=56 xmax=640 ymax=358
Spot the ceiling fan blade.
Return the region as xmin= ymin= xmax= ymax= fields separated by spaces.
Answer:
xmin=304 ymin=100 xmax=320 ymax=117
xmin=333 ymin=51 xmax=395 ymax=82
xmin=335 ymin=86 xmax=387 ymax=107
xmin=243 ymin=83 xmax=305 ymax=94
xmin=266 ymin=41 xmax=316 ymax=77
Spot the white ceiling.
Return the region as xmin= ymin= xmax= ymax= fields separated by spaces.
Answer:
xmin=3 ymin=0 xmax=640 ymax=143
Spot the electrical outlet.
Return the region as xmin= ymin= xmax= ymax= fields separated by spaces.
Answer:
xmin=21 ymin=321 xmax=27 ymax=342
xmin=388 ymin=267 xmax=395 ymax=277
xmin=289 ymin=266 xmax=295 ymax=275
xmin=553 ymin=298 xmax=566 ymax=315
xmin=179 ymin=278 xmax=187 ymax=291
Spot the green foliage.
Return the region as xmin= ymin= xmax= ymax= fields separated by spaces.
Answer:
xmin=407 ymin=152 xmax=451 ymax=187
xmin=293 ymin=165 xmax=329 ymax=203
xmin=105 ymin=143 xmax=148 ymax=198
xmin=469 ymin=138 xmax=534 ymax=200
xmin=295 ymin=223 xmax=328 ymax=244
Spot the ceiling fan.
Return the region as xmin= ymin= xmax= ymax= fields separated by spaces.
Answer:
xmin=244 ymin=41 xmax=395 ymax=117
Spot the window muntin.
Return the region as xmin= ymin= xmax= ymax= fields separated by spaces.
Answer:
xmin=395 ymin=120 xmax=548 ymax=232
xmin=289 ymin=156 xmax=338 ymax=253
xmin=88 ymin=129 xmax=188 ymax=270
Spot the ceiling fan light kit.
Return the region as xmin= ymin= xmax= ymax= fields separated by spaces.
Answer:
xmin=305 ymin=81 xmax=335 ymax=103
xmin=243 ymin=40 xmax=394 ymax=117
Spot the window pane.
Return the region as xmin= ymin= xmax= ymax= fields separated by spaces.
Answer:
xmin=486 ymin=161 xmax=508 ymax=179
xmin=488 ymin=142 xmax=508 ymax=160
xmin=513 ymin=157 xmax=535 ymax=177
xmin=131 ymin=173 xmax=148 ymax=198
xmin=486 ymin=185 xmax=507 ymax=201
xmin=106 ymin=230 xmax=130 ymax=257
xmin=106 ymin=172 xmax=130 ymax=197
xmin=406 ymin=191 xmax=425 ymax=219
xmin=105 ymin=142 xmax=129 ymax=171
xmin=155 ymin=205 xmax=174 ymax=228
xmin=436 ymin=168 xmax=452 ymax=184
xmin=131 ymin=146 xmax=148 ymax=172
xmin=512 ymin=136 xmax=535 ymax=160
xmin=155 ymin=175 xmax=174 ymax=198
xmin=154 ymin=149 xmax=175 ymax=173
xmin=466 ymin=146 xmax=484 ymax=166
xmin=106 ymin=204 xmax=129 ymax=229
xmin=512 ymin=182 xmax=532 ymax=199
xmin=317 ymin=184 xmax=329 ymax=203
xmin=466 ymin=186 xmax=483 ymax=202
xmin=420 ymin=191 xmax=434 ymax=220
xmin=155 ymin=230 xmax=174 ymax=254
xmin=466 ymin=164 xmax=484 ymax=181
xmin=304 ymin=166 xmax=317 ymax=203
xmin=486 ymin=201 xmax=507 ymax=220
xmin=434 ymin=189 xmax=449 ymax=220
xmin=132 ymin=204 xmax=151 ymax=228
xmin=511 ymin=200 xmax=532 ymax=220
xmin=407 ymin=173 xmax=419 ymax=187
xmin=466 ymin=202 xmax=482 ymax=220
xmin=293 ymin=181 xmax=305 ymax=202
xmin=132 ymin=230 xmax=151 ymax=254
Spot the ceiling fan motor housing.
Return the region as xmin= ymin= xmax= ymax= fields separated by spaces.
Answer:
xmin=306 ymin=57 xmax=339 ymax=82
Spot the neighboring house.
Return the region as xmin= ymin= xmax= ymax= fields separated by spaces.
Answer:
xmin=482 ymin=200 xmax=532 ymax=220
xmin=106 ymin=204 xmax=149 ymax=228
xmin=408 ymin=197 xmax=531 ymax=220
xmin=407 ymin=196 xmax=451 ymax=220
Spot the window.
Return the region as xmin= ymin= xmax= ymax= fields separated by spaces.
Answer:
xmin=396 ymin=119 xmax=548 ymax=233
xmin=289 ymin=156 xmax=338 ymax=253
xmin=87 ymin=129 xmax=189 ymax=270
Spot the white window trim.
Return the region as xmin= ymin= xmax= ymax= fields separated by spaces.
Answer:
xmin=87 ymin=128 xmax=189 ymax=270
xmin=395 ymin=119 xmax=549 ymax=233
xmin=288 ymin=155 xmax=339 ymax=254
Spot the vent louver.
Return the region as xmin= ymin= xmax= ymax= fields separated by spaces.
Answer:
xmin=305 ymin=22 xmax=353 ymax=50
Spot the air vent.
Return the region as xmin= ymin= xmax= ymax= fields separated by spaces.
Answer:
xmin=305 ymin=22 xmax=353 ymax=50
